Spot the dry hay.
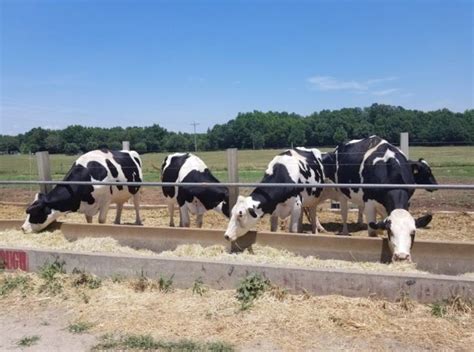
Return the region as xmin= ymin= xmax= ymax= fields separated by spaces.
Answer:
xmin=1 ymin=271 xmax=473 ymax=351
xmin=0 ymin=229 xmax=426 ymax=274
xmin=1 ymin=203 xmax=473 ymax=242
xmin=160 ymin=244 xmax=426 ymax=274
xmin=0 ymin=229 xmax=156 ymax=257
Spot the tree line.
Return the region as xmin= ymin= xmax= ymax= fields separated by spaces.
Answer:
xmin=1 ymin=104 xmax=472 ymax=154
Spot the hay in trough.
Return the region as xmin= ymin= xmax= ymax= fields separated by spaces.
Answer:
xmin=0 ymin=229 xmax=427 ymax=274
xmin=159 ymin=244 xmax=426 ymax=274
xmin=0 ymin=229 xmax=157 ymax=256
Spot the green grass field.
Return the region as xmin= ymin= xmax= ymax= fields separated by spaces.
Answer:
xmin=0 ymin=146 xmax=473 ymax=183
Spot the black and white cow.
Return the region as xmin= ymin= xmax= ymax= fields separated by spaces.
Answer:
xmin=21 ymin=149 xmax=143 ymax=233
xmin=224 ymin=147 xmax=325 ymax=241
xmin=322 ymin=136 xmax=436 ymax=261
xmin=161 ymin=153 xmax=229 ymax=228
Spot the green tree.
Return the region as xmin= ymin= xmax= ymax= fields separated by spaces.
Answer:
xmin=333 ymin=126 xmax=348 ymax=144
xmin=64 ymin=143 xmax=80 ymax=155
xmin=134 ymin=142 xmax=147 ymax=154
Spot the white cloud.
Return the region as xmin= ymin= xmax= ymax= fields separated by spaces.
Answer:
xmin=307 ymin=75 xmax=400 ymax=95
xmin=372 ymin=88 xmax=399 ymax=96
xmin=366 ymin=76 xmax=398 ymax=85
xmin=307 ymin=76 xmax=368 ymax=91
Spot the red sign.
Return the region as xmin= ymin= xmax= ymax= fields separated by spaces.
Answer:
xmin=0 ymin=250 xmax=28 ymax=271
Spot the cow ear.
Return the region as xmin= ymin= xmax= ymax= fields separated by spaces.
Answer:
xmin=26 ymin=202 xmax=44 ymax=215
xmin=415 ymin=214 xmax=432 ymax=228
xmin=369 ymin=219 xmax=390 ymax=230
xmin=411 ymin=161 xmax=420 ymax=175
xmin=248 ymin=207 xmax=258 ymax=218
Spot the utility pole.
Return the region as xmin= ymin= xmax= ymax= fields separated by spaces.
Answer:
xmin=191 ymin=121 xmax=199 ymax=152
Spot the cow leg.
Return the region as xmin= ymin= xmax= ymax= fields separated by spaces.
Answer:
xmin=167 ymin=202 xmax=175 ymax=227
xmin=270 ymin=214 xmax=278 ymax=232
xmin=308 ymin=207 xmax=318 ymax=234
xmin=98 ymin=202 xmax=111 ymax=224
xmin=365 ymin=202 xmax=377 ymax=237
xmin=114 ymin=203 xmax=123 ymax=224
xmin=196 ymin=214 xmax=204 ymax=228
xmin=85 ymin=215 xmax=93 ymax=224
xmin=132 ymin=193 xmax=142 ymax=225
xmin=357 ymin=205 xmax=364 ymax=225
xmin=180 ymin=205 xmax=190 ymax=227
xmin=338 ymin=198 xmax=350 ymax=236
xmin=289 ymin=201 xmax=302 ymax=233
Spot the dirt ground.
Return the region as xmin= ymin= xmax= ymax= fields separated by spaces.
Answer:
xmin=1 ymin=271 xmax=473 ymax=352
xmin=1 ymin=184 xmax=473 ymax=212
xmin=1 ymin=203 xmax=473 ymax=243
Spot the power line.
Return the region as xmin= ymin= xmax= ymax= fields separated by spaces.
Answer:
xmin=190 ymin=121 xmax=200 ymax=152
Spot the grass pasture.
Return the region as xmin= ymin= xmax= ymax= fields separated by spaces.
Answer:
xmin=0 ymin=146 xmax=473 ymax=183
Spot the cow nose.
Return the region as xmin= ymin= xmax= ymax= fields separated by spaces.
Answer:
xmin=393 ymin=253 xmax=411 ymax=262
xmin=224 ymin=235 xmax=230 ymax=241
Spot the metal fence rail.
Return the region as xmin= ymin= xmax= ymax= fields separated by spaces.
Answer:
xmin=0 ymin=180 xmax=473 ymax=190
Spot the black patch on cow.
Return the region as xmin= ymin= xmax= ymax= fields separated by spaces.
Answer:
xmin=134 ymin=157 xmax=142 ymax=167
xmin=161 ymin=154 xmax=191 ymax=199
xmin=106 ymin=159 xmax=118 ymax=178
xmin=177 ymin=169 xmax=229 ymax=212
xmin=87 ymin=161 xmax=108 ymax=181
xmin=251 ymin=163 xmax=301 ymax=215
xmin=111 ymin=151 xmax=142 ymax=194
xmin=26 ymin=193 xmax=52 ymax=224
xmin=100 ymin=148 xmax=110 ymax=154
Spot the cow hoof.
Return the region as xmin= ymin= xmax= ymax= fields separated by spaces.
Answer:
xmin=368 ymin=233 xmax=378 ymax=237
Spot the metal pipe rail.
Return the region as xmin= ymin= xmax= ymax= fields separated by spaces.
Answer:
xmin=0 ymin=180 xmax=473 ymax=190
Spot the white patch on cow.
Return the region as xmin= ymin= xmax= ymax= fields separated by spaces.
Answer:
xmin=178 ymin=154 xmax=207 ymax=181
xmin=346 ymin=138 xmax=363 ymax=145
xmin=420 ymin=159 xmax=430 ymax=167
xmin=386 ymin=209 xmax=416 ymax=261
xmin=224 ymin=195 xmax=263 ymax=241
xmin=359 ymin=139 xmax=388 ymax=183
xmin=372 ymin=149 xmax=399 ymax=166
xmin=265 ymin=155 xmax=300 ymax=182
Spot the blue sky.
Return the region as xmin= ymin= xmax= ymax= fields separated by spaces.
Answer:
xmin=1 ymin=0 xmax=472 ymax=135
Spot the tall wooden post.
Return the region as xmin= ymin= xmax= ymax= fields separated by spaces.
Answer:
xmin=36 ymin=151 xmax=52 ymax=194
xmin=400 ymin=132 xmax=409 ymax=159
xmin=226 ymin=148 xmax=239 ymax=211
xmin=122 ymin=141 xmax=130 ymax=151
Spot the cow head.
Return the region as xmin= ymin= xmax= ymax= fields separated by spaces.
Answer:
xmin=369 ymin=209 xmax=433 ymax=262
xmin=411 ymin=158 xmax=437 ymax=191
xmin=224 ymin=195 xmax=261 ymax=241
xmin=21 ymin=193 xmax=61 ymax=233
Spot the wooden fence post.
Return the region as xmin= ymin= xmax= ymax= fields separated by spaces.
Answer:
xmin=226 ymin=148 xmax=239 ymax=211
xmin=36 ymin=151 xmax=52 ymax=194
xmin=122 ymin=141 xmax=130 ymax=151
xmin=400 ymin=132 xmax=409 ymax=159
